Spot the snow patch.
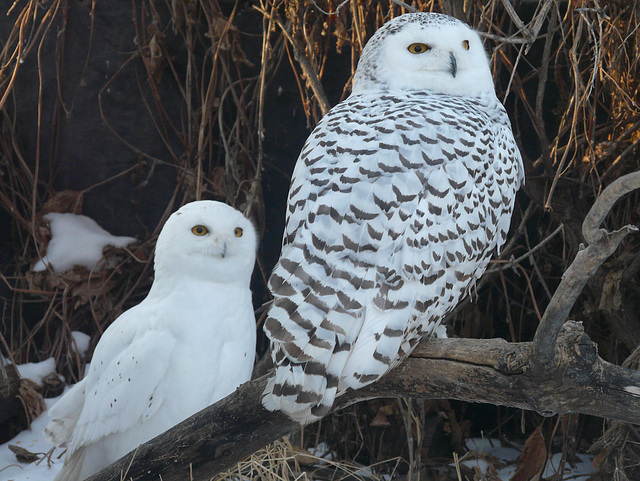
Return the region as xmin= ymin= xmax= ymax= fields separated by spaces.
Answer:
xmin=16 ymin=358 xmax=56 ymax=386
xmin=71 ymin=331 xmax=91 ymax=358
xmin=307 ymin=442 xmax=335 ymax=460
xmin=32 ymin=213 xmax=135 ymax=273
xmin=543 ymin=452 xmax=596 ymax=480
xmin=461 ymin=437 xmax=596 ymax=481
xmin=0 ymin=397 xmax=63 ymax=481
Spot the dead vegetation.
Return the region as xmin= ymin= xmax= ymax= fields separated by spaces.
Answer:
xmin=1 ymin=0 xmax=639 ymax=479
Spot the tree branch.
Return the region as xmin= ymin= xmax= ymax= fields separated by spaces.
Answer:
xmin=271 ymin=14 xmax=331 ymax=116
xmin=531 ymin=170 xmax=640 ymax=371
xmin=583 ymin=171 xmax=640 ymax=244
xmin=86 ymin=321 xmax=640 ymax=481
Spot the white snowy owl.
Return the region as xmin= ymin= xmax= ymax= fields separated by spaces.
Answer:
xmin=44 ymin=201 xmax=257 ymax=481
xmin=262 ymin=12 xmax=524 ymax=424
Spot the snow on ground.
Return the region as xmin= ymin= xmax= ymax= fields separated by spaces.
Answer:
xmin=70 ymin=332 xmax=91 ymax=358
xmin=307 ymin=441 xmax=335 ymax=461
xmin=0 ymin=397 xmax=63 ymax=481
xmin=15 ymin=359 xmax=57 ymax=387
xmin=32 ymin=212 xmax=136 ymax=273
xmin=461 ymin=437 xmax=597 ymax=480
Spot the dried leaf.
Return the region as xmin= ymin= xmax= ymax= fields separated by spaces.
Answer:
xmin=17 ymin=378 xmax=46 ymax=425
xmin=8 ymin=444 xmax=41 ymax=464
xmin=598 ymin=269 xmax=624 ymax=311
xmin=370 ymin=408 xmax=391 ymax=427
xmin=473 ymin=463 xmax=502 ymax=481
xmin=485 ymin=461 xmax=503 ymax=481
xmin=33 ymin=217 xmax=52 ymax=248
xmin=510 ymin=426 xmax=547 ymax=481
xmin=42 ymin=372 xmax=65 ymax=398
xmin=591 ymin=449 xmax=606 ymax=471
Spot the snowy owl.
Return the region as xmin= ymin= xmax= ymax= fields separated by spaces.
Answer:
xmin=262 ymin=12 xmax=524 ymax=424
xmin=44 ymin=201 xmax=257 ymax=481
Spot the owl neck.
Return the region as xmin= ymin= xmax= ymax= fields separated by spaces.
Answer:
xmin=348 ymin=87 xmax=499 ymax=107
xmin=145 ymin=276 xmax=251 ymax=310
xmin=352 ymin=64 xmax=497 ymax=98
xmin=147 ymin=270 xmax=246 ymax=298
xmin=351 ymin=80 xmax=497 ymax=99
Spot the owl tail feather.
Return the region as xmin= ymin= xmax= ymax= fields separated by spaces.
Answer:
xmin=262 ymin=363 xmax=337 ymax=425
xmin=52 ymin=449 xmax=86 ymax=481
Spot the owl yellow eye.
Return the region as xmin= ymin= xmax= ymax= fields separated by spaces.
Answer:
xmin=462 ymin=40 xmax=470 ymax=50
xmin=407 ymin=43 xmax=430 ymax=54
xmin=191 ymin=225 xmax=208 ymax=236
xmin=234 ymin=227 xmax=243 ymax=237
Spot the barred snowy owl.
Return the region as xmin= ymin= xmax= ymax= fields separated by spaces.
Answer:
xmin=45 ymin=201 xmax=257 ymax=481
xmin=263 ymin=12 xmax=524 ymax=424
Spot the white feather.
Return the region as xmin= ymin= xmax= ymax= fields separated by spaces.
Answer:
xmin=45 ymin=201 xmax=257 ymax=481
xmin=263 ymin=12 xmax=524 ymax=424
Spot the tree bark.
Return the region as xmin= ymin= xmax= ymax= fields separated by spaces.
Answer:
xmin=530 ymin=171 xmax=640 ymax=371
xmin=86 ymin=321 xmax=640 ymax=481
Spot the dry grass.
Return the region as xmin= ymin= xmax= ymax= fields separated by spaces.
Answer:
xmin=213 ymin=437 xmax=400 ymax=481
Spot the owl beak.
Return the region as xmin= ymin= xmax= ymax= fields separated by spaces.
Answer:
xmin=449 ymin=52 xmax=457 ymax=78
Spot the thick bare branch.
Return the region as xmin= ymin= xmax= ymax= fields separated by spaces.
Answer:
xmin=531 ymin=170 xmax=640 ymax=371
xmin=86 ymin=321 xmax=640 ymax=481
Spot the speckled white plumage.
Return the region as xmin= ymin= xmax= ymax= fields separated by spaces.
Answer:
xmin=44 ymin=201 xmax=257 ymax=481
xmin=262 ymin=12 xmax=524 ymax=424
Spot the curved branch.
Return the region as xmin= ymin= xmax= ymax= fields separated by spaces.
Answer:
xmin=531 ymin=170 xmax=640 ymax=372
xmin=583 ymin=170 xmax=640 ymax=244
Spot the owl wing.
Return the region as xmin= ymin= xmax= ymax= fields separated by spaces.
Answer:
xmin=264 ymin=92 xmax=523 ymax=422
xmin=339 ymin=98 xmax=523 ymax=387
xmin=47 ymin=303 xmax=177 ymax=456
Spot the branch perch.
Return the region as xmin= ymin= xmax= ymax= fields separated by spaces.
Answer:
xmin=86 ymin=322 xmax=640 ymax=481
xmin=84 ymin=170 xmax=640 ymax=481
xmin=531 ymin=170 xmax=640 ymax=372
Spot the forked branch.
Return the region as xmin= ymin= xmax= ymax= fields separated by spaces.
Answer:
xmin=531 ymin=171 xmax=640 ymax=371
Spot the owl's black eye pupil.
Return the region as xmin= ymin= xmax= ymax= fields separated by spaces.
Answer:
xmin=415 ymin=45 xmax=423 ymax=52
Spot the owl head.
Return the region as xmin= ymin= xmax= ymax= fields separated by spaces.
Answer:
xmin=153 ymin=200 xmax=257 ymax=286
xmin=352 ymin=12 xmax=495 ymax=97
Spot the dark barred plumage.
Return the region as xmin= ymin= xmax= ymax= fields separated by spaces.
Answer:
xmin=262 ymin=12 xmax=524 ymax=424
